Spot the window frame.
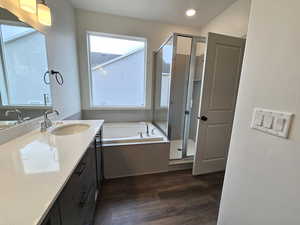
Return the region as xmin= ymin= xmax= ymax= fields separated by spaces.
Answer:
xmin=0 ymin=19 xmax=51 ymax=109
xmin=86 ymin=31 xmax=148 ymax=110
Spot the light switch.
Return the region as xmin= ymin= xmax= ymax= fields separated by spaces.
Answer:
xmin=274 ymin=117 xmax=285 ymax=132
xmin=263 ymin=114 xmax=273 ymax=129
xmin=251 ymin=108 xmax=294 ymax=139
xmin=254 ymin=112 xmax=264 ymax=126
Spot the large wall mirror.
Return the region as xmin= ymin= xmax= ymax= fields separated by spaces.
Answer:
xmin=0 ymin=7 xmax=52 ymax=131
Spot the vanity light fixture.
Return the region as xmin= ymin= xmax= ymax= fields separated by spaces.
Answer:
xmin=37 ymin=0 xmax=51 ymax=26
xmin=186 ymin=8 xmax=196 ymax=17
xmin=19 ymin=0 xmax=37 ymax=14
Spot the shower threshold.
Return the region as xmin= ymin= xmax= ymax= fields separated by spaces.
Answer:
xmin=169 ymin=139 xmax=196 ymax=160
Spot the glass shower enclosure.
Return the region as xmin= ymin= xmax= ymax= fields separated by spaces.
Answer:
xmin=153 ymin=33 xmax=206 ymax=160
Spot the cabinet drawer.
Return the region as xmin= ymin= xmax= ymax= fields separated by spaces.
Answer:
xmin=81 ymin=184 xmax=97 ymax=225
xmin=59 ymin=145 xmax=97 ymax=225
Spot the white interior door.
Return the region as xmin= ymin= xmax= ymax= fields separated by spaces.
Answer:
xmin=193 ymin=33 xmax=246 ymax=175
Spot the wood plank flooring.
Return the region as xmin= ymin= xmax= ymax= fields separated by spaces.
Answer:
xmin=94 ymin=170 xmax=224 ymax=225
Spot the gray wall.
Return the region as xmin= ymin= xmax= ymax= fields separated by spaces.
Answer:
xmin=45 ymin=0 xmax=81 ymax=119
xmin=0 ymin=0 xmax=81 ymax=120
xmin=0 ymin=8 xmax=18 ymax=21
xmin=82 ymin=109 xmax=152 ymax=122
xmin=200 ymin=0 xmax=251 ymax=37
xmin=0 ymin=107 xmax=50 ymax=121
xmin=218 ymin=1 xmax=300 ymax=224
xmin=75 ymin=9 xmax=202 ymax=122
xmin=168 ymin=54 xmax=190 ymax=140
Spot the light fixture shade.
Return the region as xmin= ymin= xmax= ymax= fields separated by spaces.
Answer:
xmin=19 ymin=0 xmax=37 ymax=14
xmin=186 ymin=9 xmax=196 ymax=17
xmin=38 ymin=3 xmax=51 ymax=26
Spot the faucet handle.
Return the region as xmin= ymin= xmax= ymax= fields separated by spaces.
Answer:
xmin=44 ymin=109 xmax=59 ymax=118
xmin=41 ymin=109 xmax=59 ymax=132
xmin=138 ymin=132 xmax=143 ymax=138
xmin=5 ymin=109 xmax=23 ymax=123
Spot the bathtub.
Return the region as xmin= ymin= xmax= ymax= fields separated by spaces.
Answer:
xmin=102 ymin=122 xmax=165 ymax=145
xmin=101 ymin=122 xmax=170 ymax=178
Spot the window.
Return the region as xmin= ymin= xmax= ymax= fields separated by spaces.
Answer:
xmin=0 ymin=23 xmax=51 ymax=106
xmin=87 ymin=32 xmax=147 ymax=108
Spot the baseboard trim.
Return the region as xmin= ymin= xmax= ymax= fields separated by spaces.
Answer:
xmin=105 ymin=169 xmax=169 ymax=179
xmin=168 ymin=161 xmax=193 ymax=172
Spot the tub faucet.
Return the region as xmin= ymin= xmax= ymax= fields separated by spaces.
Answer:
xmin=138 ymin=132 xmax=143 ymax=138
xmin=146 ymin=123 xmax=150 ymax=136
xmin=5 ymin=109 xmax=23 ymax=123
xmin=41 ymin=109 xmax=59 ymax=132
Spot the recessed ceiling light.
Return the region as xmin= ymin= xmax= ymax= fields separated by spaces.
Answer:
xmin=186 ymin=9 xmax=196 ymax=17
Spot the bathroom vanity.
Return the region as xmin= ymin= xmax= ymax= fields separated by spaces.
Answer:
xmin=43 ymin=142 xmax=97 ymax=225
xmin=0 ymin=120 xmax=104 ymax=225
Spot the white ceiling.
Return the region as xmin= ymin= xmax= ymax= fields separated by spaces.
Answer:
xmin=68 ymin=0 xmax=238 ymax=28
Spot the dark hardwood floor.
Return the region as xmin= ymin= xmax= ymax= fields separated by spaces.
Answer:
xmin=94 ymin=170 xmax=224 ymax=225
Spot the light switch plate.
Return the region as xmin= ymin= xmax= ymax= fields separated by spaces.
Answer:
xmin=251 ymin=108 xmax=294 ymax=139
xmin=274 ymin=117 xmax=285 ymax=132
xmin=254 ymin=111 xmax=264 ymax=126
xmin=263 ymin=114 xmax=274 ymax=129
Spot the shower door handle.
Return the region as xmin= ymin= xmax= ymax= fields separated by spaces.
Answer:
xmin=198 ymin=116 xmax=208 ymax=121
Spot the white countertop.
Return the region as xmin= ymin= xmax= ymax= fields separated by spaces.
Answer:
xmin=0 ymin=121 xmax=17 ymax=130
xmin=0 ymin=120 xmax=104 ymax=225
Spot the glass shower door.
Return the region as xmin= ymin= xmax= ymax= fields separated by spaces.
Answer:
xmin=153 ymin=36 xmax=174 ymax=136
xmin=182 ymin=37 xmax=206 ymax=159
xmin=154 ymin=34 xmax=206 ymax=161
xmin=168 ymin=35 xmax=193 ymax=159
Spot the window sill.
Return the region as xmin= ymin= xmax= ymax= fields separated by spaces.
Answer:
xmin=0 ymin=105 xmax=52 ymax=110
xmin=88 ymin=106 xmax=150 ymax=111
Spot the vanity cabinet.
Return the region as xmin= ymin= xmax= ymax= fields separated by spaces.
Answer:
xmin=58 ymin=145 xmax=97 ymax=225
xmin=41 ymin=132 xmax=103 ymax=225
xmin=40 ymin=202 xmax=61 ymax=225
xmin=95 ymin=128 xmax=104 ymax=188
xmin=59 ymin=143 xmax=97 ymax=225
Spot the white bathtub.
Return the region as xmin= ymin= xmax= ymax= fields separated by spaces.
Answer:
xmin=102 ymin=122 xmax=170 ymax=178
xmin=102 ymin=122 xmax=166 ymax=145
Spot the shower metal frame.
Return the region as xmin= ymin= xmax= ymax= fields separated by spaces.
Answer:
xmin=154 ymin=33 xmax=206 ymax=160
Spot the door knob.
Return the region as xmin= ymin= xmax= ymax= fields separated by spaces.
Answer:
xmin=199 ymin=116 xmax=208 ymax=121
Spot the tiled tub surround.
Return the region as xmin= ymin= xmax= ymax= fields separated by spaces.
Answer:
xmin=102 ymin=122 xmax=170 ymax=178
xmin=0 ymin=120 xmax=104 ymax=225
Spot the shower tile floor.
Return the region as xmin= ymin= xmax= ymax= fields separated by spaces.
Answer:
xmin=169 ymin=139 xmax=196 ymax=160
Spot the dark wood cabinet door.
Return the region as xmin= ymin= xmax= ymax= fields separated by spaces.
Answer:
xmin=95 ymin=129 xmax=104 ymax=189
xmin=40 ymin=202 xmax=61 ymax=225
xmin=59 ymin=141 xmax=98 ymax=225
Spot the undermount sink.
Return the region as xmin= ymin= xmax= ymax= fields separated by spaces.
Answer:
xmin=0 ymin=121 xmax=17 ymax=130
xmin=51 ymin=124 xmax=90 ymax=136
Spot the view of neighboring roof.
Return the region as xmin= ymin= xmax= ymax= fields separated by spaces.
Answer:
xmin=89 ymin=34 xmax=146 ymax=70
xmin=90 ymin=52 xmax=121 ymax=68
xmin=0 ymin=24 xmax=35 ymax=42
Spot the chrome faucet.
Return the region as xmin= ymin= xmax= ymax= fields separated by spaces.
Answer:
xmin=5 ymin=109 xmax=23 ymax=123
xmin=146 ymin=123 xmax=150 ymax=136
xmin=41 ymin=109 xmax=59 ymax=132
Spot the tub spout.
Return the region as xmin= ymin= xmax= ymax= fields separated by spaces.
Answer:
xmin=146 ymin=124 xmax=150 ymax=136
xmin=138 ymin=132 xmax=143 ymax=138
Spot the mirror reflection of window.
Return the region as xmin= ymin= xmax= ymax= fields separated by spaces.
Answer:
xmin=0 ymin=23 xmax=51 ymax=106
